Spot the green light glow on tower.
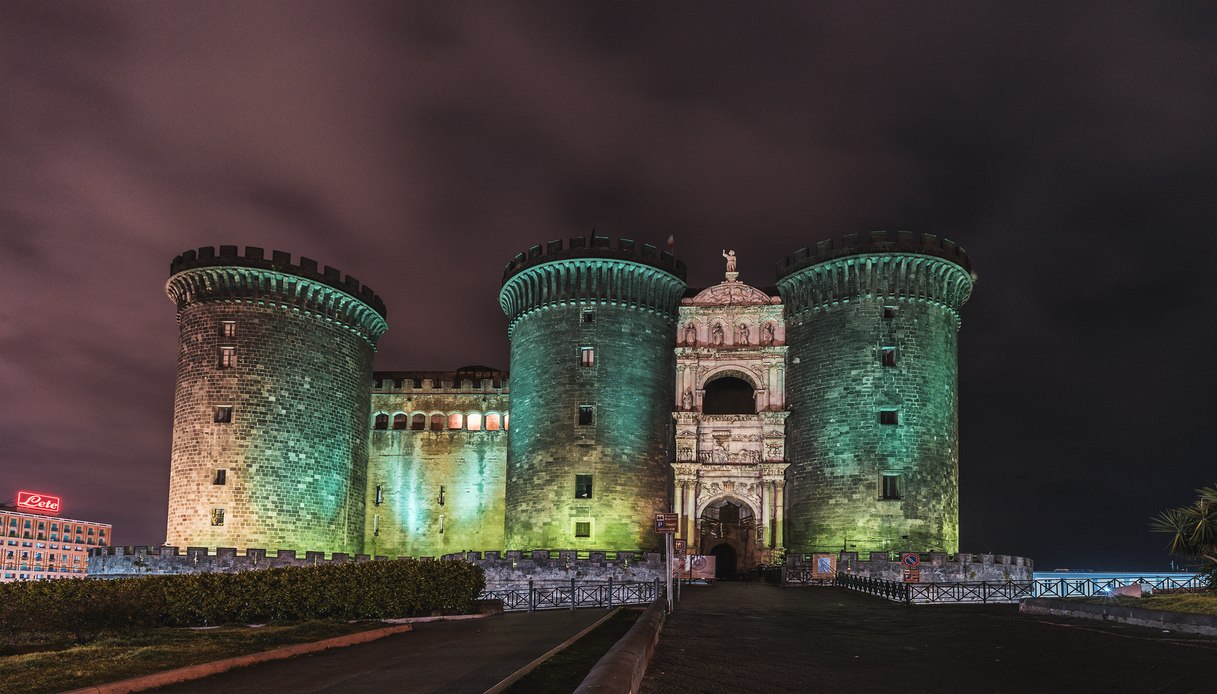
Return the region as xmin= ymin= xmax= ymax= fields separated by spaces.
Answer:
xmin=777 ymin=233 xmax=973 ymax=555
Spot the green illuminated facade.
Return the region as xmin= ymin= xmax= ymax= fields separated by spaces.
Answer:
xmin=165 ymin=233 xmax=974 ymax=563
xmin=776 ymin=232 xmax=973 ymax=554
xmin=498 ymin=238 xmax=687 ymax=550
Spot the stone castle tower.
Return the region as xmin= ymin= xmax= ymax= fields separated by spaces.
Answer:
xmin=776 ymin=231 xmax=974 ymax=554
xmin=164 ymin=246 xmax=388 ymax=554
xmin=498 ymin=237 xmax=687 ymax=549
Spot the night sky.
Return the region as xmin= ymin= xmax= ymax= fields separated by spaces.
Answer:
xmin=2 ymin=2 xmax=1214 ymax=571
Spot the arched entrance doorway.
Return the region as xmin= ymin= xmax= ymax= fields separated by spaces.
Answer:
xmin=698 ymin=497 xmax=758 ymax=577
xmin=710 ymin=543 xmax=737 ymax=579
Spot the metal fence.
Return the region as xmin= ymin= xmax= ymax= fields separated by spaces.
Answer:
xmin=480 ymin=578 xmax=662 ymax=612
xmin=833 ymin=574 xmax=1033 ymax=604
xmin=1032 ymin=574 xmax=1207 ymax=598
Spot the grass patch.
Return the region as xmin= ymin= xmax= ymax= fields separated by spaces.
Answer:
xmin=0 ymin=620 xmax=389 ymax=694
xmin=503 ymin=608 xmax=642 ymax=693
xmin=1079 ymin=592 xmax=1217 ymax=617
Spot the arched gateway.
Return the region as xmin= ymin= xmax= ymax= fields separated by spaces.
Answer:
xmin=672 ymin=262 xmax=789 ymax=575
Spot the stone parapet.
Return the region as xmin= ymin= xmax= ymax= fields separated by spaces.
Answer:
xmin=502 ymin=235 xmax=686 ymax=285
xmin=788 ymin=551 xmax=1034 ymax=583
xmin=776 ymin=229 xmax=972 ymax=279
xmin=443 ymin=550 xmax=665 ymax=587
xmin=87 ymin=545 xmax=396 ymax=577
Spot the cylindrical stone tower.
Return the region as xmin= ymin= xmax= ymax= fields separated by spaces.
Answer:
xmin=776 ymin=231 xmax=973 ymax=555
xmin=164 ymin=245 xmax=388 ymax=554
xmin=499 ymin=236 xmax=687 ymax=550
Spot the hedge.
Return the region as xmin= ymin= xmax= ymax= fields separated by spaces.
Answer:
xmin=0 ymin=558 xmax=485 ymax=638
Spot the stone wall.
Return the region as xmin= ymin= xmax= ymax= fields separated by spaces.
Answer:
xmin=500 ymin=237 xmax=687 ymax=551
xmin=365 ymin=371 xmax=508 ymax=557
xmin=777 ymin=232 xmax=974 ymax=555
xmin=789 ymin=551 xmax=1033 ymax=583
xmin=443 ymin=550 xmax=665 ymax=587
xmin=164 ymin=248 xmax=387 ymax=555
xmin=88 ymin=545 xmax=391 ymax=577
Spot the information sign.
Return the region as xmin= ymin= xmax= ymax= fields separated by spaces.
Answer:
xmin=655 ymin=513 xmax=679 ymax=533
xmin=903 ymin=569 xmax=921 ymax=583
xmin=674 ymin=538 xmax=687 ymax=556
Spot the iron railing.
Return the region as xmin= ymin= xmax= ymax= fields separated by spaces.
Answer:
xmin=832 ymin=574 xmax=1033 ymax=604
xmin=479 ymin=578 xmax=662 ymax=612
xmin=1032 ymin=574 xmax=1207 ymax=598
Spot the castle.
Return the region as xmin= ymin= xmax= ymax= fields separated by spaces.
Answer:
xmin=163 ymin=231 xmax=974 ymax=576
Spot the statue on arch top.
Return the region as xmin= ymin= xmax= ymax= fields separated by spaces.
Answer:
xmin=722 ymin=249 xmax=738 ymax=275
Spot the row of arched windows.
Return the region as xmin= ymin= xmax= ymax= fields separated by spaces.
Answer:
xmin=372 ymin=411 xmax=508 ymax=431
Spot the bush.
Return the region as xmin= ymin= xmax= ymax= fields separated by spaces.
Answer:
xmin=0 ymin=558 xmax=484 ymax=642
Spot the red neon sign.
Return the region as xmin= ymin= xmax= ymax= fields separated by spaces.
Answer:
xmin=16 ymin=491 xmax=61 ymax=514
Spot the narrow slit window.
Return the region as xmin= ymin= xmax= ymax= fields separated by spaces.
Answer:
xmin=218 ymin=346 xmax=236 ymax=369
xmin=210 ymin=509 xmax=225 ymax=526
xmin=580 ymin=346 xmax=595 ymax=367
xmin=220 ymin=320 xmax=237 ymax=337
xmin=880 ymin=409 xmax=899 ymax=425
xmin=581 ymin=310 xmax=595 ymax=324
xmin=213 ymin=405 xmax=233 ymax=423
xmin=883 ymin=306 xmax=896 ymax=319
xmin=375 ymin=484 xmax=383 ymax=506
xmin=575 ymin=521 xmax=591 ymax=538
xmin=212 ymin=469 xmax=226 ymax=485
xmin=577 ymin=405 xmax=594 ymax=426
xmin=881 ymin=347 xmax=897 ymax=367
xmin=576 ymin=474 xmax=593 ymax=499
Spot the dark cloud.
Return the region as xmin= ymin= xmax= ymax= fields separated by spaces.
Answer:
xmin=1 ymin=1 xmax=1214 ymax=570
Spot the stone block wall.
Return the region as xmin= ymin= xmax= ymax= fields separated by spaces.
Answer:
xmin=789 ymin=551 xmax=1033 ymax=583
xmin=444 ymin=550 xmax=665 ymax=587
xmin=88 ymin=545 xmax=389 ymax=577
xmin=365 ymin=372 xmax=508 ymax=557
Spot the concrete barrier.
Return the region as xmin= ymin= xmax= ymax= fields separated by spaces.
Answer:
xmin=1020 ymin=598 xmax=1217 ymax=636
xmin=574 ymin=597 xmax=667 ymax=694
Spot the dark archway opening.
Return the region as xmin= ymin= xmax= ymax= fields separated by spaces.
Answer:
xmin=710 ymin=543 xmax=737 ymax=579
xmin=702 ymin=377 xmax=755 ymax=414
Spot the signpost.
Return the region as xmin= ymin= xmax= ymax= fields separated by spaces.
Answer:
xmin=655 ymin=513 xmax=678 ymax=612
xmin=673 ymin=539 xmax=687 ymax=602
xmin=901 ymin=553 xmax=921 ymax=583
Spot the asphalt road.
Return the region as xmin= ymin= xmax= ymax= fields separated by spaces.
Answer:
xmin=154 ymin=610 xmax=610 ymax=693
xmin=643 ymin=582 xmax=1216 ymax=694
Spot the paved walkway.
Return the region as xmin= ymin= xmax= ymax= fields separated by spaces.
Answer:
xmin=154 ymin=609 xmax=610 ymax=693
xmin=643 ymin=582 xmax=1216 ymax=693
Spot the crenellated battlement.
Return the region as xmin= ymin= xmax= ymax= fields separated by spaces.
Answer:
xmin=501 ymin=235 xmax=687 ymax=285
xmin=87 ymin=545 xmax=398 ymax=577
xmin=787 ymin=551 xmax=1033 ymax=583
xmin=373 ymin=368 xmax=509 ymax=392
xmin=776 ymin=230 xmax=971 ymax=280
xmin=170 ymin=245 xmax=387 ymax=318
xmin=443 ymin=550 xmax=665 ymax=587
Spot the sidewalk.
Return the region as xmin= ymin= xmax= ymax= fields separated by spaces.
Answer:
xmin=642 ymin=582 xmax=1215 ymax=693
xmin=154 ymin=609 xmax=611 ymax=693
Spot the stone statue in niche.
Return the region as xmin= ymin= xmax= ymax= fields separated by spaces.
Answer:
xmin=762 ymin=322 xmax=775 ymax=345
xmin=683 ymin=322 xmax=697 ymax=345
xmin=738 ymin=323 xmax=749 ymax=345
xmin=722 ymin=249 xmax=737 ymax=273
xmin=681 ymin=388 xmax=693 ymax=411
xmin=712 ymin=323 xmax=724 ymax=345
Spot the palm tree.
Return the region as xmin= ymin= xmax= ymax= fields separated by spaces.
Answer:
xmin=1150 ymin=484 xmax=1217 ymax=587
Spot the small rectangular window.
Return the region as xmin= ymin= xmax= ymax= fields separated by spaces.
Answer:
xmin=881 ymin=473 xmax=902 ymax=500
xmin=578 ymin=405 xmax=594 ymax=426
xmin=581 ymin=310 xmax=595 ymax=324
xmin=580 ymin=347 xmax=595 ymax=367
xmin=212 ymin=469 xmax=227 ymax=485
xmin=375 ymin=484 xmax=383 ymax=506
xmin=220 ymin=321 xmax=237 ymax=337
xmin=575 ymin=521 xmax=591 ymax=538
xmin=210 ymin=509 xmax=225 ymax=526
xmin=883 ymin=306 xmax=896 ymax=319
xmin=214 ymin=405 xmax=233 ymax=423
xmin=218 ymin=346 xmax=237 ymax=369
xmin=880 ymin=409 xmax=899 ymax=425
xmin=881 ymin=347 xmax=897 ymax=367
xmin=576 ymin=474 xmax=593 ymax=499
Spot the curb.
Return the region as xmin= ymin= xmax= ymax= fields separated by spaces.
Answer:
xmin=1020 ymin=598 xmax=1217 ymax=636
xmin=574 ymin=597 xmax=666 ymax=694
xmin=484 ymin=608 xmax=623 ymax=694
xmin=63 ymin=623 xmax=415 ymax=694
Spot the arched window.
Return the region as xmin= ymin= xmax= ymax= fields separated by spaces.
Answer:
xmin=503 ymin=413 xmax=509 ymax=430
xmin=485 ymin=413 xmax=501 ymax=430
xmin=430 ymin=413 xmax=444 ymax=430
xmin=392 ymin=413 xmax=408 ymax=430
xmin=466 ymin=412 xmax=482 ymax=431
xmin=702 ymin=376 xmax=756 ymax=414
xmin=448 ymin=413 xmax=463 ymax=429
xmin=411 ymin=413 xmax=426 ymax=430
xmin=373 ymin=413 xmax=389 ymax=430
